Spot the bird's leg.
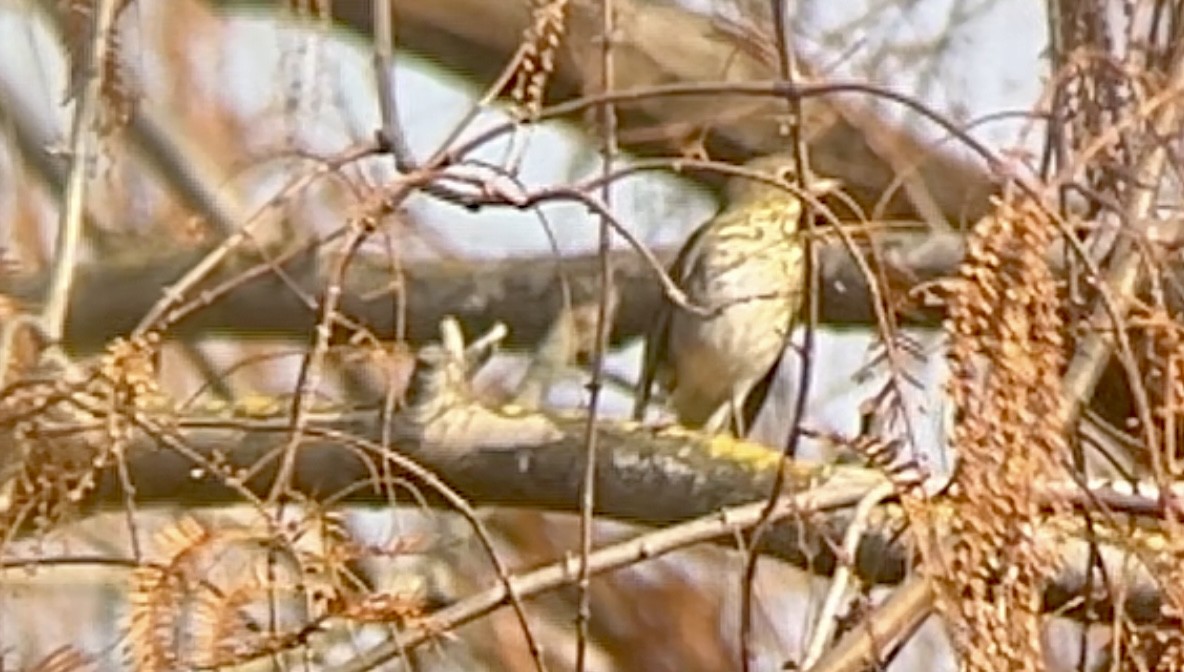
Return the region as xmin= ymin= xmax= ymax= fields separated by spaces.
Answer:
xmin=728 ymin=387 xmax=748 ymax=438
xmin=702 ymin=387 xmax=749 ymax=437
xmin=702 ymin=403 xmax=732 ymax=435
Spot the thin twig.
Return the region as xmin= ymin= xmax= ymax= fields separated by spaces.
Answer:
xmin=449 ymin=177 xmax=707 ymax=316
xmin=41 ymin=0 xmax=120 ymax=349
xmin=801 ymin=482 xmax=896 ymax=668
xmin=425 ymin=45 xmax=531 ymax=168
xmin=326 ymin=474 xmax=884 ymax=672
xmin=739 ymin=4 xmax=820 ymax=666
xmin=131 ymin=143 xmax=377 ymax=337
xmin=805 ymin=577 xmax=933 ymax=672
xmin=126 ymin=106 xmax=243 ymax=239
xmin=575 ymin=1 xmax=617 ymax=669
xmin=510 ymin=206 xmax=577 ymax=407
xmin=114 ymin=437 xmax=144 ymax=562
xmin=813 ymin=43 xmax=1184 ymax=672
xmin=294 ymin=422 xmax=546 ymax=672
xmin=268 ymin=221 xmax=371 ymax=503
xmin=156 ymin=239 xmax=318 ymax=332
xmin=445 ymin=79 xmax=1012 ymax=179
xmin=1059 ymin=51 xmax=1184 ymax=429
xmin=371 ymin=0 xmax=416 ymax=170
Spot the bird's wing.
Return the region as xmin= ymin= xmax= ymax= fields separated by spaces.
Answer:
xmin=632 ymin=308 xmax=669 ymax=420
xmin=631 ymin=218 xmax=713 ymax=421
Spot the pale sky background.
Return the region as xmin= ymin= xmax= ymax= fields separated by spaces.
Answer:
xmin=0 ymin=1 xmax=1054 ymax=669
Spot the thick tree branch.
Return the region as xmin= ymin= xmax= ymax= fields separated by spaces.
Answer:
xmin=4 ymin=336 xmax=1164 ymax=627
xmin=0 ymin=224 xmax=1155 ymax=470
xmin=0 ymin=228 xmax=959 ymax=354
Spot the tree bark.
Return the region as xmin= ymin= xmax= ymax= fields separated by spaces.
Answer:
xmin=15 ymin=393 xmax=1163 ymax=626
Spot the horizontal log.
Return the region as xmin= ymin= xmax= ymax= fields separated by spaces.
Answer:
xmin=0 ymin=227 xmax=962 ymax=354
xmin=9 ymin=386 xmax=1161 ymax=626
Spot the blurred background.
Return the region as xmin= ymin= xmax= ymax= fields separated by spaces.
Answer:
xmin=0 ymin=0 xmax=1061 ymax=669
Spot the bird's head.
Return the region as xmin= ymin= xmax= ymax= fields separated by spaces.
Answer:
xmin=723 ymin=154 xmax=841 ymax=207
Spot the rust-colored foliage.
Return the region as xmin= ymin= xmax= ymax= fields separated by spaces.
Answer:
xmin=58 ymin=0 xmax=138 ymax=134
xmin=509 ymin=0 xmax=572 ymax=120
xmin=0 ymin=334 xmax=164 ymax=544
xmin=919 ymin=197 xmax=1069 ymax=672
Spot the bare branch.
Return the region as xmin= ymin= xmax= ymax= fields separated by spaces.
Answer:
xmin=214 ymin=0 xmax=998 ymax=222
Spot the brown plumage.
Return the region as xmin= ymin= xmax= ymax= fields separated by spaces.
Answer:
xmin=634 ymin=155 xmax=839 ymax=434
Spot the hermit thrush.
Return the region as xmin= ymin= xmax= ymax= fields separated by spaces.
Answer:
xmin=634 ymin=155 xmax=839 ymax=435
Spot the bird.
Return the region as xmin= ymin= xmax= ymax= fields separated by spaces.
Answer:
xmin=633 ymin=155 xmax=839 ymax=435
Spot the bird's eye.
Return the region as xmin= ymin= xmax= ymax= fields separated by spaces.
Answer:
xmin=775 ymin=166 xmax=797 ymax=183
